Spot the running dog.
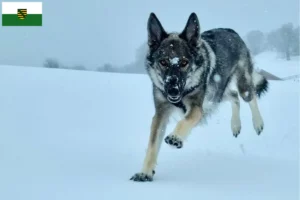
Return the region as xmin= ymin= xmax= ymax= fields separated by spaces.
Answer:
xmin=130 ymin=12 xmax=268 ymax=182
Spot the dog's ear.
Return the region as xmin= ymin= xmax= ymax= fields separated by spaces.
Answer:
xmin=179 ymin=13 xmax=201 ymax=47
xmin=147 ymin=13 xmax=168 ymax=49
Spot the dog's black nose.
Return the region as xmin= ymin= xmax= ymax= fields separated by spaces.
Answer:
xmin=167 ymin=87 xmax=180 ymax=97
xmin=169 ymin=76 xmax=178 ymax=85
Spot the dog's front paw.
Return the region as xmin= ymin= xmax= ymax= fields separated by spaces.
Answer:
xmin=165 ymin=134 xmax=183 ymax=149
xmin=130 ymin=172 xmax=153 ymax=182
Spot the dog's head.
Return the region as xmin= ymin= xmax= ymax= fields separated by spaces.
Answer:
xmin=146 ymin=13 xmax=202 ymax=103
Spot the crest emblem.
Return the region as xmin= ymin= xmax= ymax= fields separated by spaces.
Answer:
xmin=17 ymin=9 xmax=27 ymax=20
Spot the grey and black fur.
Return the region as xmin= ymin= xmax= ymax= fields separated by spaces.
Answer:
xmin=130 ymin=12 xmax=268 ymax=182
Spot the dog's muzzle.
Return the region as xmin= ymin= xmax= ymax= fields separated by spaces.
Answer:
xmin=166 ymin=86 xmax=182 ymax=103
xmin=164 ymin=75 xmax=184 ymax=103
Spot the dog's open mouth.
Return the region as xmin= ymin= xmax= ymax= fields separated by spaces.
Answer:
xmin=167 ymin=95 xmax=182 ymax=103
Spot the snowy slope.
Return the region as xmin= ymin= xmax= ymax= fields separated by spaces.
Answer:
xmin=0 ymin=54 xmax=299 ymax=200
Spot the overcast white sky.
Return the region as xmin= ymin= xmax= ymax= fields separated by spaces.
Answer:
xmin=0 ymin=0 xmax=299 ymax=69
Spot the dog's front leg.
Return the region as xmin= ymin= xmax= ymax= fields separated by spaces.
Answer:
xmin=130 ymin=110 xmax=169 ymax=182
xmin=165 ymin=105 xmax=202 ymax=148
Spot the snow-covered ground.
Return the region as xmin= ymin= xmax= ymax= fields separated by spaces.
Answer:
xmin=253 ymin=51 xmax=300 ymax=79
xmin=0 ymin=52 xmax=299 ymax=200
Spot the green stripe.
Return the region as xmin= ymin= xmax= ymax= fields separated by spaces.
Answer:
xmin=2 ymin=14 xmax=42 ymax=26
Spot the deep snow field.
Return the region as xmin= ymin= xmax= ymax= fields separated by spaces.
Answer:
xmin=0 ymin=52 xmax=299 ymax=200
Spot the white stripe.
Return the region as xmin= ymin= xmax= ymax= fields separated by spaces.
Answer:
xmin=2 ymin=2 xmax=42 ymax=14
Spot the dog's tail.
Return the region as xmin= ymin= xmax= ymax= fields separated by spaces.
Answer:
xmin=252 ymin=70 xmax=269 ymax=98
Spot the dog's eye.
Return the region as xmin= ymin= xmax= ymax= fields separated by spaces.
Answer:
xmin=159 ymin=60 xmax=168 ymax=67
xmin=180 ymin=59 xmax=189 ymax=67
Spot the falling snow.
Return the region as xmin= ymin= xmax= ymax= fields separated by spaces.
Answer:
xmin=213 ymin=74 xmax=221 ymax=82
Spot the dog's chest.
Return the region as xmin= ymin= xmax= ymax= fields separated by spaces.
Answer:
xmin=171 ymin=101 xmax=187 ymax=113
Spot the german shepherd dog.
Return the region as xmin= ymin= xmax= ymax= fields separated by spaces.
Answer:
xmin=130 ymin=12 xmax=268 ymax=182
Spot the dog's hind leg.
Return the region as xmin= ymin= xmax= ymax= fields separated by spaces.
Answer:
xmin=236 ymin=59 xmax=264 ymax=135
xmin=248 ymin=95 xmax=264 ymax=134
xmin=228 ymin=91 xmax=242 ymax=137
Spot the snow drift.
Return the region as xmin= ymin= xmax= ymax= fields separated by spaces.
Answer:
xmin=0 ymin=52 xmax=299 ymax=200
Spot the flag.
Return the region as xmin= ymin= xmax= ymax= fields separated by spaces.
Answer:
xmin=2 ymin=2 xmax=42 ymax=26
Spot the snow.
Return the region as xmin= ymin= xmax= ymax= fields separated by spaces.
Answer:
xmin=253 ymin=51 xmax=300 ymax=78
xmin=213 ymin=74 xmax=221 ymax=82
xmin=170 ymin=57 xmax=179 ymax=65
xmin=0 ymin=52 xmax=299 ymax=200
xmin=165 ymin=75 xmax=173 ymax=83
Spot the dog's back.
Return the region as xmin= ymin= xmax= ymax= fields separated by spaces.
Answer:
xmin=200 ymin=28 xmax=268 ymax=104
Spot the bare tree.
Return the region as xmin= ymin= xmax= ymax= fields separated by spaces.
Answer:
xmin=279 ymin=23 xmax=294 ymax=60
xmin=44 ymin=58 xmax=60 ymax=68
xmin=267 ymin=23 xmax=295 ymax=60
xmin=291 ymin=26 xmax=299 ymax=56
xmin=246 ymin=30 xmax=265 ymax=55
xmin=103 ymin=63 xmax=114 ymax=72
xmin=73 ymin=65 xmax=86 ymax=70
xmin=122 ymin=42 xmax=148 ymax=74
